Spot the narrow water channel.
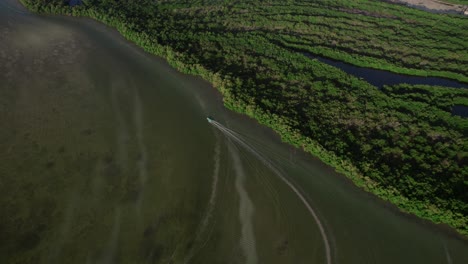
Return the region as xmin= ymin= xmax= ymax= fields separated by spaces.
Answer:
xmin=305 ymin=53 xmax=467 ymax=89
xmin=304 ymin=53 xmax=468 ymax=118
xmin=1 ymin=1 xmax=467 ymax=263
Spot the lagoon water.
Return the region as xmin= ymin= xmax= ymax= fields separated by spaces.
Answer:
xmin=1 ymin=0 xmax=467 ymax=263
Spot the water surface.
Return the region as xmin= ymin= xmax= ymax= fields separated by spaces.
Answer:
xmin=452 ymin=105 xmax=468 ymax=118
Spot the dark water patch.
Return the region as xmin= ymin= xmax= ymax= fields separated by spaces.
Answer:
xmin=80 ymin=128 xmax=94 ymax=136
xmin=452 ymin=105 xmax=468 ymax=118
xmin=305 ymin=53 xmax=468 ymax=89
xmin=18 ymin=232 xmax=41 ymax=251
xmin=69 ymin=0 xmax=82 ymax=7
xmin=45 ymin=160 xmax=55 ymax=169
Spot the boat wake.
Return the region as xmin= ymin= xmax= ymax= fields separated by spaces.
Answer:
xmin=229 ymin=141 xmax=258 ymax=264
xmin=443 ymin=241 xmax=453 ymax=264
xmin=208 ymin=119 xmax=332 ymax=264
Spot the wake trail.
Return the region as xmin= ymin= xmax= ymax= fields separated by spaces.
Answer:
xmin=228 ymin=142 xmax=258 ymax=264
xmin=241 ymin=148 xmax=285 ymax=226
xmin=443 ymin=241 xmax=453 ymax=264
xmin=210 ymin=120 xmax=332 ymax=264
xmin=238 ymin=143 xmax=294 ymax=256
xmin=218 ymin=126 xmax=297 ymax=168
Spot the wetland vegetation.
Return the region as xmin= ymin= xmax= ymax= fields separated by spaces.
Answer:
xmin=18 ymin=0 xmax=468 ymax=236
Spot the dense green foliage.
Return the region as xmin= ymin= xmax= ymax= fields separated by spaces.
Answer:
xmin=383 ymin=84 xmax=468 ymax=117
xmin=20 ymin=0 xmax=468 ymax=235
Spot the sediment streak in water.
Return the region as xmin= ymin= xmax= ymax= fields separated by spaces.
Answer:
xmin=443 ymin=241 xmax=453 ymax=264
xmin=46 ymin=193 xmax=78 ymax=263
xmin=101 ymin=208 xmax=121 ymax=264
xmin=210 ymin=120 xmax=332 ymax=264
xmin=183 ymin=133 xmax=222 ymax=263
xmin=228 ymin=141 xmax=258 ymax=264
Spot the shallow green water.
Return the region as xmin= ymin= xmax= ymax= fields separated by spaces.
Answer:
xmin=0 ymin=1 xmax=467 ymax=263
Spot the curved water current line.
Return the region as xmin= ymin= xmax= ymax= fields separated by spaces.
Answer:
xmin=209 ymin=120 xmax=332 ymax=264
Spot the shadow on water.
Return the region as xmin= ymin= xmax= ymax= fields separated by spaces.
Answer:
xmin=452 ymin=105 xmax=468 ymax=118
xmin=69 ymin=0 xmax=83 ymax=7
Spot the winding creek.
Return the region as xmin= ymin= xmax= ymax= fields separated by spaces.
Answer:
xmin=305 ymin=54 xmax=468 ymax=117
xmin=1 ymin=0 xmax=468 ymax=263
xmin=306 ymin=54 xmax=467 ymax=89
